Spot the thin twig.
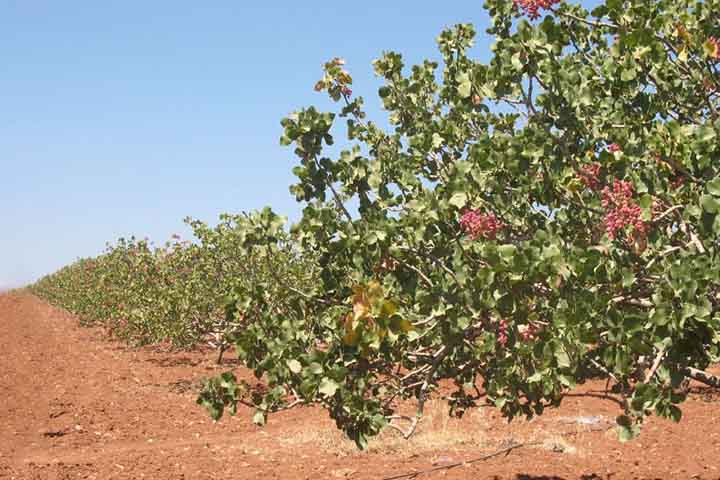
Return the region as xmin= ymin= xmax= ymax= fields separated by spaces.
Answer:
xmin=652 ymin=205 xmax=683 ymax=224
xmin=262 ymin=246 xmax=336 ymax=306
xmin=550 ymin=8 xmax=616 ymax=29
xmin=690 ymin=232 xmax=707 ymax=254
xmin=588 ymin=357 xmax=619 ymax=386
xmin=611 ymin=296 xmax=653 ymax=308
xmin=394 ymin=346 xmax=451 ymax=439
xmin=396 ymin=246 xmax=465 ymax=286
xmin=382 ymin=415 xmax=617 ymax=480
xmin=644 ymin=245 xmax=682 ymax=271
xmin=392 ymin=256 xmax=435 ymax=289
xmin=644 ymin=347 xmax=666 ymax=384
xmin=382 ymin=441 xmax=542 ymax=480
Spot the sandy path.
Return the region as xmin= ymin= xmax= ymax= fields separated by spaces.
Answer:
xmin=2 ymin=291 xmax=720 ymax=480
xmin=0 ymin=292 xmax=283 ymax=479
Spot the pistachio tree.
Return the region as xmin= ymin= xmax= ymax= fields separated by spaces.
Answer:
xmin=199 ymin=0 xmax=720 ymax=447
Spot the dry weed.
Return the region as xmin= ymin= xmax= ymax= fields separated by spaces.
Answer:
xmin=278 ymin=400 xmax=488 ymax=457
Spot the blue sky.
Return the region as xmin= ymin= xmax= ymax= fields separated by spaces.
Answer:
xmin=1 ymin=1 xmax=597 ymax=288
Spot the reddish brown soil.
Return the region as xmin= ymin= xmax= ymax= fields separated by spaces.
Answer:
xmin=2 ymin=291 xmax=720 ymax=480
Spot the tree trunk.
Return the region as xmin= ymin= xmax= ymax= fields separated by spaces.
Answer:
xmin=216 ymin=344 xmax=228 ymax=365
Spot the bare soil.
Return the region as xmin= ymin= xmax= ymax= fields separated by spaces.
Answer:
xmin=2 ymin=291 xmax=720 ymax=480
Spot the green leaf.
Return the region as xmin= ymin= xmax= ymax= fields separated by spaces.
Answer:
xmin=681 ymin=303 xmax=697 ymax=321
xmin=541 ymin=244 xmax=561 ymax=260
xmin=527 ymin=372 xmax=543 ymax=383
xmin=287 ymin=359 xmax=302 ymax=374
xmin=621 ymin=66 xmax=637 ymax=82
xmin=457 ymin=72 xmax=472 ymax=98
xmin=555 ymin=349 xmax=571 ymax=369
xmin=616 ymin=415 xmax=639 ymax=442
xmin=701 ymin=195 xmax=720 ymax=214
xmin=498 ymin=244 xmax=517 ymax=261
xmin=449 ymin=192 xmax=468 ymax=209
xmin=695 ymin=125 xmax=717 ymax=144
xmin=650 ymin=308 xmax=670 ymax=326
xmin=307 ymin=362 xmax=324 ymax=376
xmin=668 ymin=405 xmax=682 ymax=423
xmin=318 ymin=378 xmax=339 ymax=397
xmin=707 ymin=177 xmax=720 ymax=197
xmin=678 ymin=48 xmax=688 ymax=62
xmin=511 ymin=52 xmax=523 ymax=71
xmin=617 ymin=424 xmax=637 ymax=442
xmin=621 ymin=269 xmax=635 ymax=288
xmin=206 ymin=403 xmax=222 ymax=421
xmin=558 ymin=374 xmax=576 ymax=388
xmin=354 ymin=432 xmax=368 ymax=450
xmin=252 ymin=410 xmax=267 ymax=426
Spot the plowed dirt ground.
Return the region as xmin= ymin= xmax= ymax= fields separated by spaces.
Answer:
xmin=2 ymin=291 xmax=720 ymax=479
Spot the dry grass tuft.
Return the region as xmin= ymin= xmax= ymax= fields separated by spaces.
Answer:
xmin=278 ymin=400 xmax=488 ymax=456
xmin=539 ymin=435 xmax=577 ymax=454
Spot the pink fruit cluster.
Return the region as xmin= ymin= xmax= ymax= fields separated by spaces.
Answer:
xmin=340 ymin=86 xmax=353 ymax=97
xmin=497 ymin=319 xmax=509 ymax=346
xmin=577 ymin=162 xmax=602 ymax=190
xmin=601 ymin=180 xmax=647 ymax=240
xmin=513 ymin=0 xmax=560 ymax=20
xmin=607 ymin=143 xmax=622 ymax=153
xmin=460 ymin=209 xmax=504 ymax=240
xmin=517 ymin=323 xmax=541 ymax=342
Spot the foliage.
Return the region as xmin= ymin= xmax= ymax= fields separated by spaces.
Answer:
xmin=201 ymin=0 xmax=720 ymax=447
xmin=32 ymin=210 xmax=317 ymax=355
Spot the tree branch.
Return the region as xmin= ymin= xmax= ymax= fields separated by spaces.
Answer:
xmin=685 ymin=367 xmax=720 ymax=388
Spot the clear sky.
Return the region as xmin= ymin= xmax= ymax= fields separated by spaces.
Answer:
xmin=1 ymin=1 xmax=597 ymax=288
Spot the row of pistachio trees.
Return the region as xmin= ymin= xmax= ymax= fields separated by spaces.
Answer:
xmin=198 ymin=0 xmax=720 ymax=449
xmin=31 ymin=210 xmax=318 ymax=360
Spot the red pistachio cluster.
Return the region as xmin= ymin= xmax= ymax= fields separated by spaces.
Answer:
xmin=460 ymin=209 xmax=504 ymax=240
xmin=517 ymin=323 xmax=541 ymax=342
xmin=607 ymin=143 xmax=623 ymax=153
xmin=497 ymin=318 xmax=509 ymax=347
xmin=601 ymin=180 xmax=648 ymax=241
xmin=513 ymin=0 xmax=560 ymax=19
xmin=577 ymin=162 xmax=602 ymax=190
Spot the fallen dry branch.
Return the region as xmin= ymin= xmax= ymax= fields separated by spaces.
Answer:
xmin=381 ymin=441 xmax=542 ymax=480
xmin=381 ymin=424 xmax=615 ymax=480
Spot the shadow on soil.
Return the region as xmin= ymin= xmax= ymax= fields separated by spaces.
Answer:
xmin=510 ymin=475 xmax=603 ymax=480
xmin=145 ymin=356 xmax=203 ymax=367
xmin=688 ymin=385 xmax=720 ymax=402
xmin=166 ymin=379 xmax=205 ymax=394
xmin=562 ymin=391 xmax=624 ymax=408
